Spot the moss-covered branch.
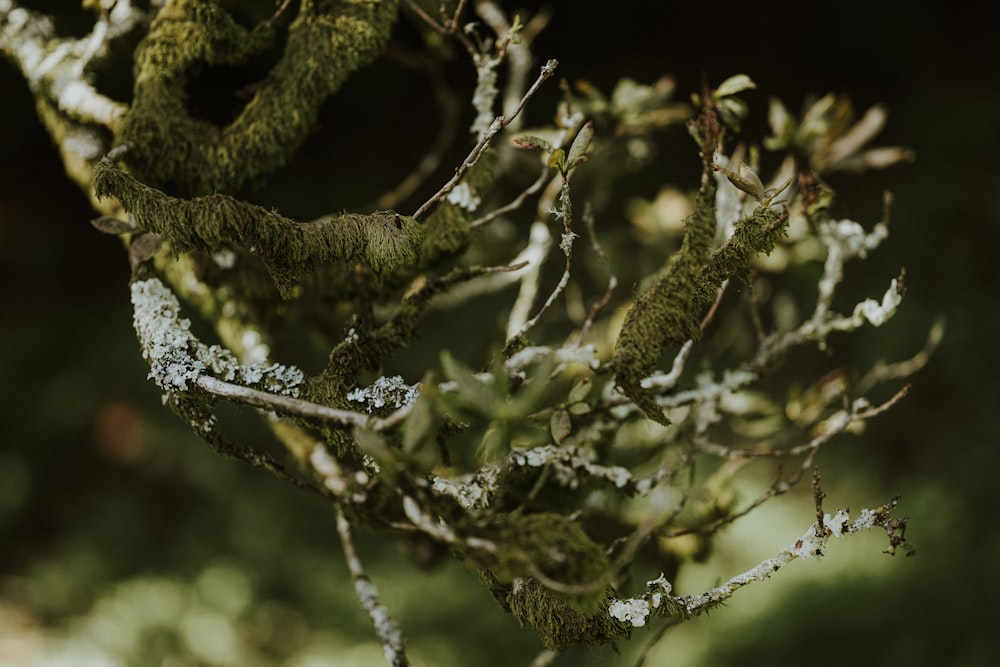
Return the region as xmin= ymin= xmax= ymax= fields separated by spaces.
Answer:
xmin=612 ymin=108 xmax=788 ymax=424
xmin=119 ymin=0 xmax=400 ymax=195
xmin=94 ymin=158 xmax=423 ymax=296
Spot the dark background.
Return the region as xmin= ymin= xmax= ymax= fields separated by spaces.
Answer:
xmin=2 ymin=1 xmax=998 ymax=665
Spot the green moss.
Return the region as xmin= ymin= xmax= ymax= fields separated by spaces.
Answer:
xmin=613 ymin=177 xmax=718 ymax=424
xmin=470 ymin=512 xmax=629 ymax=649
xmin=462 ymin=512 xmax=610 ymax=609
xmin=93 ymin=159 xmax=423 ymax=297
xmin=613 ymin=169 xmax=788 ymax=424
xmin=119 ymin=0 xmax=400 ymax=195
xmin=505 ymin=577 xmax=629 ymax=650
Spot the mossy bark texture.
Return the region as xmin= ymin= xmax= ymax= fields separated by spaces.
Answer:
xmin=613 ymin=168 xmax=788 ymax=424
xmin=94 ymin=159 xmax=423 ymax=297
xmin=120 ymin=0 xmax=400 ymax=196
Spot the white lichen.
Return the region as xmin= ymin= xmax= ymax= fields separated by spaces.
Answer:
xmin=559 ymin=231 xmax=578 ymax=255
xmin=212 ymin=248 xmax=236 ymax=269
xmin=347 ymin=375 xmax=419 ymax=413
xmin=470 ymin=60 xmax=499 ymax=137
xmin=850 ymin=277 xmax=903 ymax=327
xmin=430 ymin=465 xmax=502 ymax=511
xmin=446 ymin=182 xmax=481 ymax=212
xmin=130 ymin=278 xmax=303 ymax=396
xmin=510 ymin=444 xmax=633 ymax=489
xmin=608 ymin=597 xmax=651 ymax=627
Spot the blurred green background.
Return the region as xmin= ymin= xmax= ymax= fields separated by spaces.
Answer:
xmin=1 ymin=1 xmax=998 ymax=665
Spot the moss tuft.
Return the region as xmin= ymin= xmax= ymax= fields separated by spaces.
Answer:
xmin=463 ymin=513 xmax=611 ymax=614
xmin=506 ymin=577 xmax=629 ymax=650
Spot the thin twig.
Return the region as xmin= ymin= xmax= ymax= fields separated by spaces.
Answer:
xmin=574 ymin=202 xmax=618 ymax=344
xmin=667 ymin=386 xmax=909 ymax=537
xmin=336 ymin=507 xmax=410 ymax=667
xmin=855 ymin=317 xmax=942 ymax=395
xmin=268 ymin=0 xmax=293 ymax=25
xmin=504 ymin=179 xmax=575 ymax=349
xmin=413 ymin=59 xmax=558 ymax=220
xmin=470 ymin=164 xmax=552 ymax=227
xmin=195 ymin=375 xmax=404 ymax=429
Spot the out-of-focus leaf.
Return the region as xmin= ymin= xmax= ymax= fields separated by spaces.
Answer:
xmin=91 ymin=216 xmax=134 ymax=235
xmin=513 ymin=135 xmax=553 ymax=152
xmin=568 ymin=376 xmax=592 ymax=404
xmin=130 ymin=232 xmax=163 ymax=264
xmin=825 ymin=105 xmax=888 ymax=166
xmin=718 ymin=96 xmax=750 ymax=130
xmin=714 ymin=74 xmax=756 ymax=98
xmin=764 ymin=97 xmax=793 ymax=150
xmin=401 ymin=388 xmax=440 ymax=470
xmin=548 ymin=148 xmax=566 ymax=172
xmin=550 ymin=409 xmax=571 ymax=443
xmin=440 ymin=351 xmax=496 ymax=416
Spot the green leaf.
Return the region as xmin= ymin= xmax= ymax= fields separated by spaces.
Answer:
xmin=355 ymin=428 xmax=399 ymax=475
xmin=401 ymin=389 xmax=436 ymax=455
xmin=714 ymin=74 xmax=756 ymax=98
xmin=440 ymin=350 xmax=496 ymax=416
xmin=513 ymin=135 xmax=554 ymax=152
xmin=566 ymin=120 xmax=594 ymax=171
xmin=550 ymin=409 xmax=572 ymax=444
xmin=568 ymin=376 xmax=592 ymax=404
xmin=716 ymin=162 xmax=765 ymax=201
xmin=765 ymin=97 xmax=793 ymax=150
xmin=548 ymin=148 xmax=566 ymax=172
xmin=718 ymin=96 xmax=750 ymax=130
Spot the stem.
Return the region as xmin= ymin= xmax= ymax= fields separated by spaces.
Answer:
xmin=336 ymin=507 xmax=410 ymax=667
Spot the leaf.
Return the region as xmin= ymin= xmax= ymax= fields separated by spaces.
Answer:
xmin=715 ymin=162 xmax=765 ymax=201
xmin=513 ymin=135 xmax=554 ymax=152
xmin=401 ymin=389 xmax=436 ymax=455
xmin=764 ymin=97 xmax=793 ymax=150
xmin=355 ymin=428 xmax=399 ymax=475
xmin=550 ymin=409 xmax=572 ymax=444
xmin=440 ymin=350 xmax=496 ymax=416
xmin=714 ymin=74 xmax=756 ymax=98
xmin=738 ymin=162 xmax=765 ymax=198
xmin=91 ymin=215 xmax=134 ymax=235
xmin=824 ymin=104 xmax=887 ymax=166
xmin=129 ymin=232 xmax=163 ymax=264
xmin=568 ymin=376 xmax=592 ymax=404
xmin=566 ymin=120 xmax=594 ymax=171
xmin=718 ymin=96 xmax=750 ymax=130
xmin=548 ymin=148 xmax=566 ymax=172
